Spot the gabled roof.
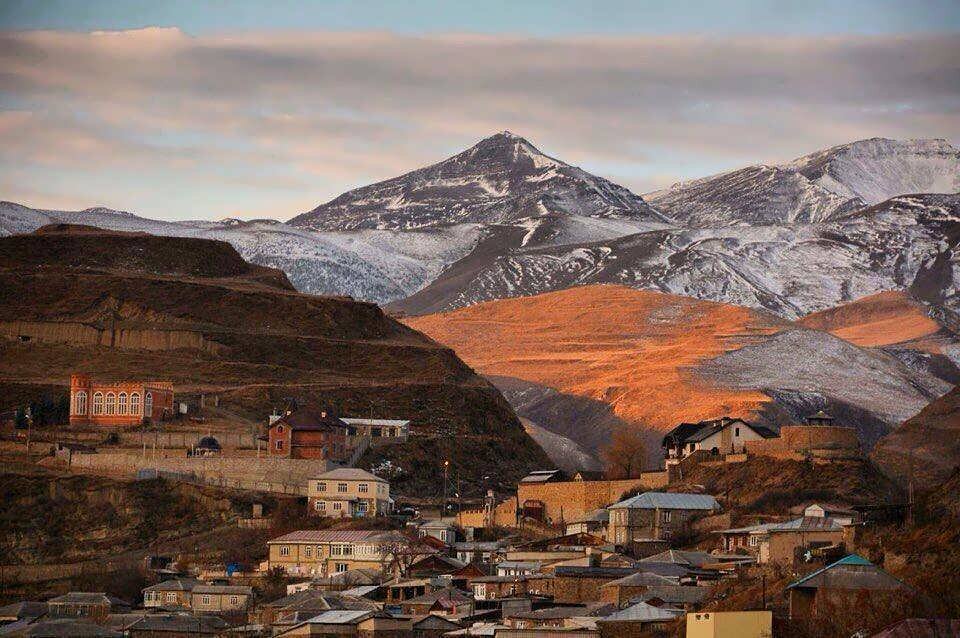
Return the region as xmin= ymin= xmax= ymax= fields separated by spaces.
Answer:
xmin=313 ymin=467 xmax=384 ymax=482
xmin=599 ymin=601 xmax=683 ymax=622
xmin=402 ymin=586 xmax=472 ymax=606
xmin=602 ymin=571 xmax=676 ymax=588
xmin=419 ymin=519 xmax=457 ymax=530
xmin=127 ymin=615 xmax=228 ymax=633
xmin=3 ymin=620 xmax=122 ymax=637
xmin=142 ymin=578 xmax=203 ymax=593
xmin=662 ymin=418 xmax=777 ymax=445
xmin=569 ymin=509 xmax=609 ymax=524
xmin=301 ymin=609 xmax=373 ymax=625
xmin=786 ymin=554 xmax=906 ymax=591
xmin=519 ymin=469 xmax=565 ymax=483
xmin=271 ymin=406 xmax=351 ymax=432
xmin=0 ymin=602 xmax=47 ymax=620
xmin=609 ymin=492 xmax=720 ymax=511
xmin=638 ymin=585 xmax=711 ymax=606
xmin=46 ymin=593 xmax=128 ymax=607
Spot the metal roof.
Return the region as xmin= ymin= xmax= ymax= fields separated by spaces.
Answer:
xmin=191 ymin=585 xmax=252 ymax=595
xmin=638 ymin=585 xmax=711 ymax=605
xmin=786 ymin=554 xmax=906 ymax=591
xmin=602 ymin=571 xmax=676 ymax=588
xmin=770 ymin=516 xmax=844 ymax=532
xmin=341 ymin=418 xmax=410 ymax=427
xmin=313 ymin=467 xmax=385 ymax=482
xmin=304 ymin=610 xmax=373 ymax=625
xmin=609 ymin=492 xmax=720 ymax=511
xmin=600 ymin=601 xmax=683 ymax=622
xmin=268 ymin=529 xmax=389 ymax=544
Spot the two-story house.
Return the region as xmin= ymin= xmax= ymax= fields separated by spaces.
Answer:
xmin=266 ymin=530 xmax=412 ymax=577
xmin=307 ymin=468 xmax=391 ymax=518
xmin=661 ymin=417 xmax=777 ymax=462
xmin=267 ymin=405 xmax=357 ymax=461
xmin=607 ymin=492 xmax=720 ymax=545
xmin=142 ymin=579 xmax=202 ymax=609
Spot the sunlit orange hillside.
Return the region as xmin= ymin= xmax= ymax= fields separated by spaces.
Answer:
xmin=798 ymin=290 xmax=944 ymax=351
xmin=405 ymin=284 xmax=790 ymax=432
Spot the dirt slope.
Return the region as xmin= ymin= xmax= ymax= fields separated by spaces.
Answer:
xmin=798 ymin=290 xmax=952 ymax=350
xmin=871 ymin=385 xmax=960 ymax=490
xmin=405 ymin=285 xmax=949 ymax=455
xmin=0 ymin=226 xmax=549 ymax=492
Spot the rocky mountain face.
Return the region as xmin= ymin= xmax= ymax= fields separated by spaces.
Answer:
xmin=289 ymin=131 xmax=670 ymax=230
xmin=0 ymin=225 xmax=549 ymax=492
xmin=646 ymin=138 xmax=960 ymax=226
xmin=393 ymin=193 xmax=960 ymax=319
xmin=4 ymin=135 xmax=958 ymax=321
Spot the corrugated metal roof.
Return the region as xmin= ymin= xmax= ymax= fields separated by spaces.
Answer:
xmin=341 ymin=418 xmax=410 ymax=427
xmin=786 ymin=554 xmax=905 ymax=591
xmin=609 ymin=492 xmax=720 ymax=511
xmin=304 ymin=609 xmax=372 ymax=625
xmin=600 ymin=601 xmax=683 ymax=622
xmin=192 ymin=585 xmax=252 ymax=595
xmin=268 ymin=529 xmax=387 ymax=543
xmin=770 ymin=516 xmax=844 ymax=532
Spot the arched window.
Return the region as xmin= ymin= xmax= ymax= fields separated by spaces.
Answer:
xmin=130 ymin=392 xmax=141 ymax=415
xmin=118 ymin=392 xmax=128 ymax=414
xmin=92 ymin=392 xmax=104 ymax=415
xmin=74 ymin=391 xmax=87 ymax=415
xmin=144 ymin=393 xmax=153 ymax=419
xmin=105 ymin=392 xmax=116 ymax=415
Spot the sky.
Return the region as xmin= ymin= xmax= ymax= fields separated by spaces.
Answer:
xmin=1 ymin=1 xmax=959 ymax=221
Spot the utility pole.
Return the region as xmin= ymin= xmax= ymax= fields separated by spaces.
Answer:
xmin=442 ymin=460 xmax=449 ymax=521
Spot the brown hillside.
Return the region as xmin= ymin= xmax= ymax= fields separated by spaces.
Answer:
xmin=405 ymin=284 xmax=788 ymax=434
xmin=798 ymin=290 xmax=945 ymax=350
xmin=0 ymin=228 xmax=549 ymax=493
xmin=871 ymin=385 xmax=960 ymax=490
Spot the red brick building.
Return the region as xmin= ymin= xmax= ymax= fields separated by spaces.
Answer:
xmin=69 ymin=374 xmax=174 ymax=427
xmin=267 ymin=405 xmax=356 ymax=461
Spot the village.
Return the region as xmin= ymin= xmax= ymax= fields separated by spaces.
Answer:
xmin=0 ymin=374 xmax=945 ymax=638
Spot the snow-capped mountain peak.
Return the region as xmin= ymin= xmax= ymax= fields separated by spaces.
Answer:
xmin=646 ymin=137 xmax=960 ymax=226
xmin=289 ymin=131 xmax=667 ymax=231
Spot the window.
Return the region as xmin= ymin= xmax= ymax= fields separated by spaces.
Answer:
xmin=331 ymin=544 xmax=352 ymax=556
xmin=165 ymin=592 xmax=176 ymax=602
xmin=74 ymin=391 xmax=87 ymax=415
xmin=662 ymin=529 xmax=672 ymax=539
xmin=277 ymin=425 xmax=284 ymax=433
xmin=358 ymin=483 xmax=368 ymax=493
xmin=279 ymin=546 xmax=290 ymax=556
xmin=276 ymin=440 xmax=283 ymax=450
xmin=305 ymin=546 xmax=313 ymax=557
xmin=662 ymin=511 xmax=672 ymax=523
xmin=337 ymin=483 xmax=348 ymax=493
xmin=735 ymin=427 xmax=740 ymax=437
xmin=201 ymin=596 xmax=211 ymax=605
xmin=688 ymin=442 xmax=695 ymax=452
xmin=315 ymin=500 xmax=325 ymax=512
xmin=230 ymin=596 xmax=239 ymax=606
xmin=144 ymin=392 xmax=153 ymax=418
xmin=333 ymin=502 xmax=342 ymax=510
xmin=356 ymin=501 xmax=368 ymax=515
xmin=105 ymin=392 xmax=116 ymax=415
xmin=316 ymin=482 xmax=326 ymax=492
xmin=335 ymin=563 xmax=348 ymax=573
xmin=130 ymin=392 xmax=140 ymax=415
xmin=118 ymin=392 xmax=128 ymax=414
xmin=749 ymin=535 xmax=759 ymax=547
xmin=92 ymin=392 xmax=103 ymax=414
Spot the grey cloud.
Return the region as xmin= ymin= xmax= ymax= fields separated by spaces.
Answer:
xmin=0 ymin=28 xmax=958 ymax=218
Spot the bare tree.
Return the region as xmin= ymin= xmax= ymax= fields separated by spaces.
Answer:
xmin=376 ymin=532 xmax=434 ymax=579
xmin=602 ymin=429 xmax=647 ymax=479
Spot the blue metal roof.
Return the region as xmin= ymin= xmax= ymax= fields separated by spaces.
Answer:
xmin=609 ymin=492 xmax=720 ymax=510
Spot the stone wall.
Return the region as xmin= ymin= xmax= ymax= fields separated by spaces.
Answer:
xmin=70 ymin=451 xmax=329 ymax=495
xmin=745 ymin=425 xmax=860 ymax=460
xmin=517 ymin=472 xmax=669 ymax=525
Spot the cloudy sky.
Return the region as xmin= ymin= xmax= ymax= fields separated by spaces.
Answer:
xmin=1 ymin=1 xmax=959 ymax=220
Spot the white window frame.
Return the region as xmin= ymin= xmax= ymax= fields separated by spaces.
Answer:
xmin=130 ymin=392 xmax=140 ymax=415
xmin=105 ymin=392 xmax=116 ymax=415
xmin=279 ymin=546 xmax=290 ymax=557
xmin=74 ymin=391 xmax=87 ymax=415
xmin=358 ymin=483 xmax=368 ymax=493
xmin=144 ymin=392 xmax=153 ymax=418
xmin=92 ymin=392 xmax=103 ymax=415
xmin=337 ymin=483 xmax=348 ymax=493
xmin=118 ymin=392 xmax=128 ymax=414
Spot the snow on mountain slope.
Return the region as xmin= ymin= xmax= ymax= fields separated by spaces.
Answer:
xmin=646 ymin=138 xmax=960 ymax=226
xmin=393 ymin=194 xmax=960 ymax=319
xmin=0 ymin=201 xmax=480 ymax=302
xmin=290 ymin=131 xmax=671 ymax=231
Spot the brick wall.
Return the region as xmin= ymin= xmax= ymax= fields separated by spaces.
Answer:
xmin=552 ymin=575 xmax=618 ymax=604
xmin=517 ymin=473 xmax=668 ymax=525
